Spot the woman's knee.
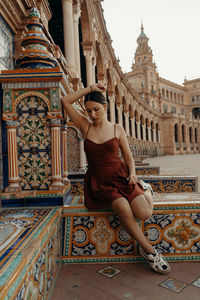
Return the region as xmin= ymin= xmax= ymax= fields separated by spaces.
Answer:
xmin=131 ymin=194 xmax=153 ymax=221
xmin=111 ymin=197 xmax=132 ymax=218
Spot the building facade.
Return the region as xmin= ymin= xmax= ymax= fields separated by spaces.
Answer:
xmin=0 ymin=0 xmax=199 ymax=195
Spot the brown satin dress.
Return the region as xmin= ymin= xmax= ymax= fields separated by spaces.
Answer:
xmin=84 ymin=124 xmax=144 ymax=210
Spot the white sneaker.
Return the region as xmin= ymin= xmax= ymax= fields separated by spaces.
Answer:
xmin=139 ymin=246 xmax=171 ymax=274
xmin=139 ymin=180 xmax=154 ymax=196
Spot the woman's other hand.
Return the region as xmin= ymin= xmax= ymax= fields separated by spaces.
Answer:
xmin=90 ymin=83 xmax=106 ymax=93
xmin=128 ymin=175 xmax=138 ymax=185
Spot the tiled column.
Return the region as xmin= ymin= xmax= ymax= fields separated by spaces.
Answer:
xmin=61 ymin=125 xmax=69 ymax=183
xmin=73 ymin=0 xmax=81 ymax=77
xmin=49 ymin=117 xmax=63 ymax=189
xmin=3 ymin=117 xmax=21 ymax=191
xmin=62 ymin=0 xmax=76 ymax=73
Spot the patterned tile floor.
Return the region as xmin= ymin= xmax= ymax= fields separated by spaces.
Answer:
xmin=51 ymin=261 xmax=200 ymax=300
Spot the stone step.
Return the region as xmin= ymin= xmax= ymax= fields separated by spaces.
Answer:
xmin=62 ymin=193 xmax=200 ymax=264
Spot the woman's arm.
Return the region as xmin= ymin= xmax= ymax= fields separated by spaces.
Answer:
xmin=117 ymin=124 xmax=138 ymax=184
xmin=62 ymin=83 xmax=106 ymax=135
xmin=62 ymin=87 xmax=91 ymax=132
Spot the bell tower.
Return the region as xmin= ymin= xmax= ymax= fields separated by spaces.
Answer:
xmin=126 ymin=23 xmax=160 ymax=111
xmin=134 ymin=22 xmax=153 ymax=66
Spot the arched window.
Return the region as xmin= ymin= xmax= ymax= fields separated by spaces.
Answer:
xmin=189 ymin=127 xmax=192 ymax=143
xmin=151 ymin=121 xmax=154 ymax=141
xmin=140 ymin=115 xmax=143 ymax=140
xmin=156 ymin=123 xmax=159 ymax=142
xmin=195 ymin=127 xmax=198 ymax=143
xmin=145 ymin=119 xmax=148 ymax=141
xmin=115 ymin=103 xmax=118 ymax=124
xmin=182 ymin=124 xmax=185 ymax=143
xmin=174 ymin=124 xmax=178 ymax=143
xmin=135 ymin=112 xmax=138 ymax=139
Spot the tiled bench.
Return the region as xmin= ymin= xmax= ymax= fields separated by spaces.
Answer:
xmin=136 ymin=166 xmax=160 ymax=175
xmin=0 ymin=207 xmax=62 ymax=300
xmin=69 ymin=175 xmax=199 ymax=196
xmin=138 ymin=175 xmax=198 ymax=193
xmin=62 ymin=193 xmax=200 ymax=264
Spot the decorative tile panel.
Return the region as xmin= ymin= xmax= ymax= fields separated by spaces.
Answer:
xmin=17 ymin=95 xmax=51 ymax=190
xmin=69 ymin=175 xmax=198 ymax=196
xmin=139 ymin=176 xmax=198 ymax=193
xmin=62 ymin=196 xmax=200 ymax=263
xmin=136 ymin=166 xmax=160 ymax=175
xmin=62 ymin=207 xmax=138 ymax=263
xmin=67 ymin=127 xmax=80 ymax=173
xmin=0 ymin=207 xmax=62 ymax=300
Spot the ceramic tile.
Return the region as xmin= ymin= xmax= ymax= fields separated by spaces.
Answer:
xmin=191 ymin=277 xmax=200 ymax=288
xmin=159 ymin=277 xmax=188 ymax=293
xmin=97 ymin=266 xmax=121 ymax=278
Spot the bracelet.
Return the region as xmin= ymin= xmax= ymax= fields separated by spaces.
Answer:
xmin=90 ymin=85 xmax=93 ymax=93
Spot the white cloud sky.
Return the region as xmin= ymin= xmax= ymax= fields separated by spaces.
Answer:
xmin=102 ymin=0 xmax=200 ymax=85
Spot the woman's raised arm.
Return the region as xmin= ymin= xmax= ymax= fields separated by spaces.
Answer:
xmin=62 ymin=87 xmax=91 ymax=132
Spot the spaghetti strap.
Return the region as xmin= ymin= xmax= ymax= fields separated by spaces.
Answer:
xmin=85 ymin=123 xmax=92 ymax=139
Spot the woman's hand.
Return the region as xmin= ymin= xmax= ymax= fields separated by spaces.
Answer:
xmin=128 ymin=175 xmax=138 ymax=185
xmin=90 ymin=83 xmax=106 ymax=93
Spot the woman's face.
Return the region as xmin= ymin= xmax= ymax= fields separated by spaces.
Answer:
xmin=85 ymin=101 xmax=106 ymax=124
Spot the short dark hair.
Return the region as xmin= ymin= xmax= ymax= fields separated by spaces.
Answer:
xmin=84 ymin=91 xmax=107 ymax=105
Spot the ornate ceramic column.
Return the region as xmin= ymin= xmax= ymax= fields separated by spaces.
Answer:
xmin=62 ymin=0 xmax=76 ymax=74
xmin=73 ymin=0 xmax=81 ymax=77
xmin=3 ymin=115 xmax=21 ymax=191
xmin=61 ymin=124 xmax=69 ymax=183
xmin=48 ymin=113 xmax=63 ymax=189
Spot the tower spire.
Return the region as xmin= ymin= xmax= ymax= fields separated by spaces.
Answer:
xmin=141 ymin=18 xmax=144 ymax=33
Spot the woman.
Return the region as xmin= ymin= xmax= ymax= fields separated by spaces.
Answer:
xmin=62 ymin=83 xmax=170 ymax=274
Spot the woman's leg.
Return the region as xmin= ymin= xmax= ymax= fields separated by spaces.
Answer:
xmin=111 ymin=197 xmax=154 ymax=253
xmin=129 ymin=191 xmax=154 ymax=221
